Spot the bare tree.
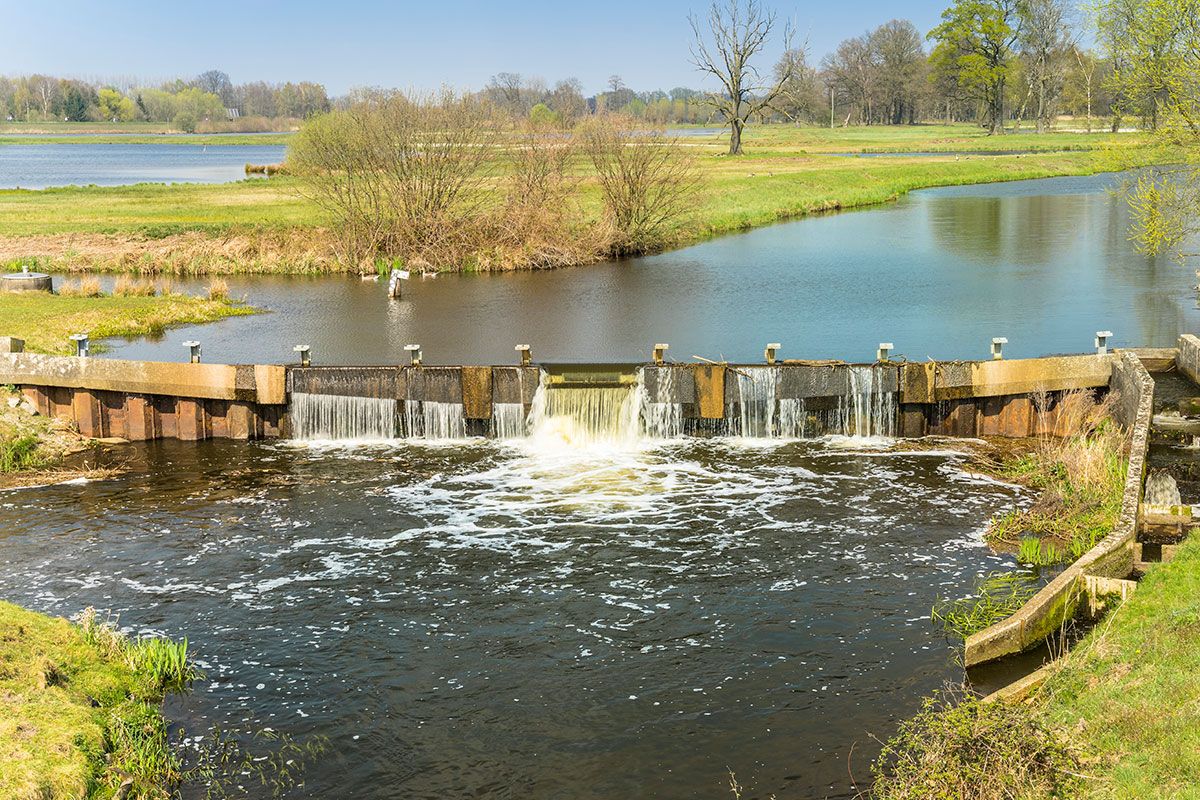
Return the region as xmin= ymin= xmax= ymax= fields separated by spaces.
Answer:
xmin=773 ymin=46 xmax=821 ymax=123
xmin=289 ymin=90 xmax=497 ymax=268
xmin=1019 ymin=0 xmax=1074 ymax=132
xmin=689 ymin=0 xmax=794 ymax=154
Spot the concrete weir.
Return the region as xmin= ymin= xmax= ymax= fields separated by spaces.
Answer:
xmin=0 ymin=340 xmax=1132 ymax=444
xmin=0 ymin=335 xmax=1177 ymax=666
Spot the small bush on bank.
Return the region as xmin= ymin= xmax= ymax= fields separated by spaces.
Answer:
xmin=871 ymin=689 xmax=1082 ymax=800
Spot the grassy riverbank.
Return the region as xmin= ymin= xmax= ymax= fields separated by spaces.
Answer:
xmin=0 ymin=602 xmax=194 ymax=799
xmin=0 ymin=123 xmax=1171 ymax=274
xmin=1034 ymin=535 xmax=1200 ymax=796
xmin=0 ymin=290 xmax=254 ymax=355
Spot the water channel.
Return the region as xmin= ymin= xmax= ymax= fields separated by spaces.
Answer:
xmin=96 ymin=170 xmax=1200 ymax=365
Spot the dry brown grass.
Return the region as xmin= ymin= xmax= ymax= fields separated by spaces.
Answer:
xmin=112 ymin=275 xmax=157 ymax=297
xmin=57 ymin=277 xmax=102 ymax=297
xmin=205 ymin=277 xmax=229 ymax=300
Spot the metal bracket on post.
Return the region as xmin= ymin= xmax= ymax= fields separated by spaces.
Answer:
xmin=404 ymin=344 xmax=422 ymax=367
xmin=765 ymin=343 xmax=781 ymax=365
xmin=69 ymin=333 xmax=89 ymax=358
xmin=183 ymin=340 xmax=201 ymax=363
xmin=991 ymin=337 xmax=1007 ymax=361
xmin=877 ymin=342 xmax=894 ymax=362
xmin=515 ymin=344 xmax=531 ymax=366
xmin=294 ymin=344 xmax=311 ymax=367
xmin=653 ymin=343 xmax=669 ymax=365
xmin=1095 ymin=330 xmax=1113 ymax=356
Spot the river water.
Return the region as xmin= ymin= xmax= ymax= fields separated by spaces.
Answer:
xmin=0 ymin=143 xmax=286 ymax=188
xmin=98 ymin=170 xmax=1200 ymax=365
xmin=0 ymin=436 xmax=1022 ymax=799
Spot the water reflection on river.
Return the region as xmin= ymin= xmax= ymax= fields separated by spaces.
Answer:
xmin=99 ymin=171 xmax=1198 ymax=365
xmin=0 ymin=438 xmax=1021 ymax=799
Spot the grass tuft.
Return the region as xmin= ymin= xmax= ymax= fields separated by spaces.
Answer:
xmin=933 ymin=571 xmax=1041 ymax=639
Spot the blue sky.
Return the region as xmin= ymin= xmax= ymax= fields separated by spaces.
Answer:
xmin=6 ymin=1 xmax=957 ymax=95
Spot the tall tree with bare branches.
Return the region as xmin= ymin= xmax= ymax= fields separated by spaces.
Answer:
xmin=689 ymin=0 xmax=794 ymax=154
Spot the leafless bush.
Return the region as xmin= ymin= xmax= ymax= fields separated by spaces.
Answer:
xmin=289 ymin=89 xmax=497 ymax=269
xmin=578 ymin=115 xmax=698 ymax=256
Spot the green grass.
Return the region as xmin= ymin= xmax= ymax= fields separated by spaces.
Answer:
xmin=0 ymin=602 xmax=196 ymax=799
xmin=0 ymin=291 xmax=255 ymax=355
xmin=933 ymin=571 xmax=1042 ymax=639
xmin=1034 ymin=536 xmax=1200 ymax=797
xmin=0 ymin=433 xmax=43 ymax=473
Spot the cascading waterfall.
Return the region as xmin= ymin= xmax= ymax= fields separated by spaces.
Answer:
xmin=640 ymin=367 xmax=683 ymax=439
xmin=492 ymin=403 xmax=529 ymax=439
xmin=777 ymin=398 xmax=807 ymax=439
xmin=404 ymin=401 xmax=467 ymax=440
xmin=836 ymin=366 xmax=897 ymax=439
xmin=729 ymin=367 xmax=780 ymax=438
xmin=527 ymin=376 xmax=643 ymax=447
xmin=291 ymin=393 xmax=398 ymax=441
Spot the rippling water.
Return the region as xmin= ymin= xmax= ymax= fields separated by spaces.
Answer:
xmin=0 ymin=438 xmax=1023 ymax=798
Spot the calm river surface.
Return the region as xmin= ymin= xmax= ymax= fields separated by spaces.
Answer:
xmin=0 ymin=143 xmax=286 ymax=188
xmin=0 ymin=438 xmax=1021 ymax=798
xmin=100 ymin=170 xmax=1199 ymax=365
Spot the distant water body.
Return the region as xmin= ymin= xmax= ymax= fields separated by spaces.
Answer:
xmin=0 ymin=143 xmax=287 ymax=188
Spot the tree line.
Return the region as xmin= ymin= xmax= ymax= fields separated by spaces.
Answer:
xmin=0 ymin=70 xmax=330 ymax=130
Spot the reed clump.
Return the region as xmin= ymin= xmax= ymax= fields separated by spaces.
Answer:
xmin=984 ymin=389 xmax=1126 ymax=566
xmin=205 ymin=277 xmax=229 ymax=300
xmin=113 ymin=274 xmax=158 ymax=296
xmin=57 ymin=276 xmax=102 ymax=297
xmin=932 ymin=571 xmax=1041 ymax=639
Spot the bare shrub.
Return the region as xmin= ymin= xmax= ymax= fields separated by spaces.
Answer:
xmin=480 ymin=121 xmax=607 ymax=269
xmin=579 ymin=116 xmax=698 ymax=256
xmin=289 ymin=89 xmax=497 ymax=269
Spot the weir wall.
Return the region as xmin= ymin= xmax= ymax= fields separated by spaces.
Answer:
xmin=0 ymin=349 xmax=1127 ymax=442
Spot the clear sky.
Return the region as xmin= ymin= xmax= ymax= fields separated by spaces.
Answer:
xmin=6 ymin=0 xmax=955 ymax=95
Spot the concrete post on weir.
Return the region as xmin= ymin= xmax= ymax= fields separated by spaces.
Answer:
xmin=294 ymin=345 xmax=311 ymax=367
xmin=184 ymin=341 xmax=202 ymax=363
xmin=991 ymin=337 xmax=1007 ymax=360
xmin=765 ymin=343 xmax=781 ymax=365
xmin=1095 ymin=331 xmax=1113 ymax=355
xmin=515 ymin=344 xmax=531 ymax=366
xmin=653 ymin=343 xmax=669 ymax=365
xmin=405 ymin=344 xmax=422 ymax=366
xmin=69 ymin=333 xmax=89 ymax=358
xmin=877 ymin=342 xmax=894 ymax=362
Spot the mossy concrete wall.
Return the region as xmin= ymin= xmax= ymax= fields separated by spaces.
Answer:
xmin=1178 ymin=334 xmax=1200 ymax=386
xmin=964 ymin=351 xmax=1153 ymax=667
